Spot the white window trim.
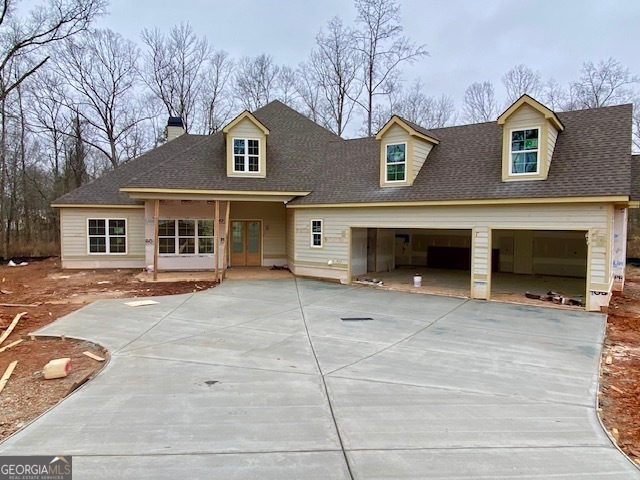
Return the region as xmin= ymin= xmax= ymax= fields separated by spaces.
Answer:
xmin=87 ymin=218 xmax=127 ymax=255
xmin=232 ymin=137 xmax=261 ymax=173
xmin=310 ymin=219 xmax=323 ymax=248
xmin=508 ymin=127 xmax=540 ymax=176
xmin=158 ymin=219 xmax=215 ymax=256
xmin=385 ymin=141 xmax=407 ymax=183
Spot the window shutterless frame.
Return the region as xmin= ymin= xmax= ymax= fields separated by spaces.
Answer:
xmin=310 ymin=219 xmax=323 ymax=248
xmin=87 ymin=218 xmax=127 ymax=255
xmin=385 ymin=142 xmax=407 ymax=182
xmin=157 ymin=219 xmax=215 ymax=256
xmin=232 ymin=138 xmax=261 ymax=173
xmin=509 ymin=127 xmax=540 ymax=175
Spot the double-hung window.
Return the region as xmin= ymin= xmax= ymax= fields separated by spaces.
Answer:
xmin=311 ymin=219 xmax=323 ymax=248
xmin=510 ymin=128 xmax=539 ymax=174
xmin=158 ymin=219 xmax=215 ymax=255
xmin=88 ymin=219 xmax=126 ymax=254
xmin=233 ymin=138 xmax=260 ymax=172
xmin=385 ymin=143 xmax=406 ymax=182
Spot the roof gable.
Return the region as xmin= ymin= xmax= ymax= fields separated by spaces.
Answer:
xmin=375 ymin=115 xmax=440 ymax=144
xmin=498 ymin=94 xmax=564 ymax=131
xmin=222 ymin=110 xmax=270 ymax=136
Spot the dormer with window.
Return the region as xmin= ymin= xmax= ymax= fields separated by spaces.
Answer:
xmin=498 ymin=94 xmax=564 ymax=182
xmin=375 ymin=116 xmax=439 ymax=187
xmin=222 ymin=111 xmax=269 ymax=178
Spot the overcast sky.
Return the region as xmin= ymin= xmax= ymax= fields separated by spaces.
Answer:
xmin=97 ymin=0 xmax=640 ymax=110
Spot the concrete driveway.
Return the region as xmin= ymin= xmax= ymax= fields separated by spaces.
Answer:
xmin=1 ymin=278 xmax=638 ymax=479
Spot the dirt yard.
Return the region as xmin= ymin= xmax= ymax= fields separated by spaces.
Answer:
xmin=601 ymin=267 xmax=640 ymax=464
xmin=1 ymin=258 xmax=639 ymax=465
xmin=0 ymin=257 xmax=215 ymax=441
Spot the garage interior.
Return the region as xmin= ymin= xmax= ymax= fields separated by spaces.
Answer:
xmin=352 ymin=228 xmax=588 ymax=305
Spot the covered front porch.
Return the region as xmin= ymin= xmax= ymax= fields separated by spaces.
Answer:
xmin=130 ymin=194 xmax=292 ymax=281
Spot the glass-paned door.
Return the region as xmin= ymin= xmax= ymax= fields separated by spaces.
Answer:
xmin=230 ymin=220 xmax=262 ymax=266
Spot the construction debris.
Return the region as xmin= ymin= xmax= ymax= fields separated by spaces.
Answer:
xmin=524 ymin=291 xmax=583 ymax=307
xmin=82 ymin=351 xmax=105 ymax=362
xmin=65 ymin=371 xmax=93 ymax=397
xmin=0 ymin=312 xmax=27 ymax=347
xmin=0 ymin=339 xmax=24 ymax=354
xmin=355 ymin=278 xmax=384 ymax=287
xmin=610 ymin=385 xmax=625 ymax=395
xmin=43 ymin=358 xmax=71 ymax=380
xmin=606 ymin=355 xmax=613 ymax=365
xmin=124 ymin=299 xmax=159 ymax=307
xmin=0 ymin=360 xmax=17 ymax=395
xmin=7 ymin=260 xmax=28 ymax=267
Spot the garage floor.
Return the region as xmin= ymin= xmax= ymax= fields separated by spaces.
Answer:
xmin=364 ymin=266 xmax=585 ymax=306
xmin=0 ymin=279 xmax=636 ymax=479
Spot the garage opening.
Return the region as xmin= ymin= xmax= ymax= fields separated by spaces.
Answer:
xmin=490 ymin=230 xmax=587 ymax=304
xmin=351 ymin=228 xmax=473 ymax=297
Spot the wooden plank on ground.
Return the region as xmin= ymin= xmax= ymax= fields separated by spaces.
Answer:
xmin=124 ymin=299 xmax=159 ymax=307
xmin=82 ymin=351 xmax=105 ymax=362
xmin=0 ymin=360 xmax=17 ymax=395
xmin=0 ymin=303 xmax=38 ymax=308
xmin=0 ymin=312 xmax=27 ymax=347
xmin=65 ymin=371 xmax=94 ymax=397
xmin=0 ymin=339 xmax=23 ymax=354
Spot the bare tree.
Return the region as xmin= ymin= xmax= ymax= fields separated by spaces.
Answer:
xmin=0 ymin=0 xmax=105 ymax=259
xmin=633 ymin=98 xmax=640 ymax=153
xmin=201 ymin=50 xmax=235 ymax=134
xmin=307 ymin=17 xmax=362 ymax=136
xmin=502 ymin=64 xmax=543 ymax=104
xmin=462 ymin=81 xmax=498 ymax=124
xmin=542 ymin=77 xmax=569 ymax=111
xmin=353 ymin=0 xmax=428 ymax=136
xmin=296 ymin=62 xmax=325 ymax=124
xmin=141 ymin=23 xmax=211 ymax=132
xmin=275 ymin=65 xmax=300 ymax=109
xmin=570 ymin=57 xmax=639 ymax=109
xmin=234 ymin=54 xmax=280 ymax=111
xmin=395 ymin=79 xmax=456 ymax=128
xmin=56 ymin=29 xmax=148 ymax=169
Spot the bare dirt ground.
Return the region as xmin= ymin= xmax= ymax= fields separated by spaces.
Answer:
xmin=0 ymin=257 xmax=215 ymax=441
xmin=601 ymin=266 xmax=640 ymax=465
xmin=1 ymin=258 xmax=640 ymax=465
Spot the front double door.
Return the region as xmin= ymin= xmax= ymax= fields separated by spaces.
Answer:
xmin=231 ymin=220 xmax=262 ymax=266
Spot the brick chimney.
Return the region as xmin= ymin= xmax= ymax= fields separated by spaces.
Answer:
xmin=166 ymin=117 xmax=185 ymax=141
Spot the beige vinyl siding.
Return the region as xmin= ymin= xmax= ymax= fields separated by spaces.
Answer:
xmin=383 ymin=124 xmax=409 ymax=144
xmin=286 ymin=208 xmax=295 ymax=262
xmin=60 ymin=207 xmax=145 ymax=268
xmin=231 ymin=201 xmax=286 ymax=262
xmin=230 ymin=117 xmax=264 ymax=137
xmin=292 ymin=203 xmax=610 ymax=301
xmin=547 ymin=124 xmax=559 ymax=172
xmin=506 ymin=104 xmax=543 ymax=127
xmin=412 ymin=138 xmax=433 ymax=182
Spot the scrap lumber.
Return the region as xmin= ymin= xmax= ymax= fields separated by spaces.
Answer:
xmin=610 ymin=385 xmax=625 ymax=395
xmin=82 ymin=351 xmax=105 ymax=362
xmin=0 ymin=339 xmax=23 ymax=354
xmin=611 ymin=428 xmax=620 ymax=442
xmin=124 ymin=299 xmax=159 ymax=307
xmin=0 ymin=312 xmax=27 ymax=347
xmin=0 ymin=360 xmax=17 ymax=395
xmin=605 ymin=355 xmax=613 ymax=365
xmin=0 ymin=303 xmax=38 ymax=308
xmin=65 ymin=371 xmax=94 ymax=397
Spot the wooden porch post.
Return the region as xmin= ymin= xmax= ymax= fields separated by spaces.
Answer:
xmin=214 ymin=201 xmax=220 ymax=283
xmin=223 ymin=201 xmax=231 ymax=279
xmin=153 ymin=200 xmax=159 ymax=281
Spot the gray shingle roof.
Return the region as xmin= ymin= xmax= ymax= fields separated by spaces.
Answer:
xmin=53 ymin=101 xmax=633 ymax=207
xmin=632 ymin=155 xmax=640 ymax=201
xmin=292 ymin=103 xmax=633 ymax=205
xmin=52 ymin=134 xmax=210 ymax=205
xmin=122 ymin=101 xmax=340 ymax=192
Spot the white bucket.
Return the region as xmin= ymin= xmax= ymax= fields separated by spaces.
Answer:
xmin=413 ymin=275 xmax=422 ymax=287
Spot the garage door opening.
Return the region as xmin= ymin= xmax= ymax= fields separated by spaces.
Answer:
xmin=351 ymin=228 xmax=473 ymax=297
xmin=490 ymin=229 xmax=587 ymax=305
